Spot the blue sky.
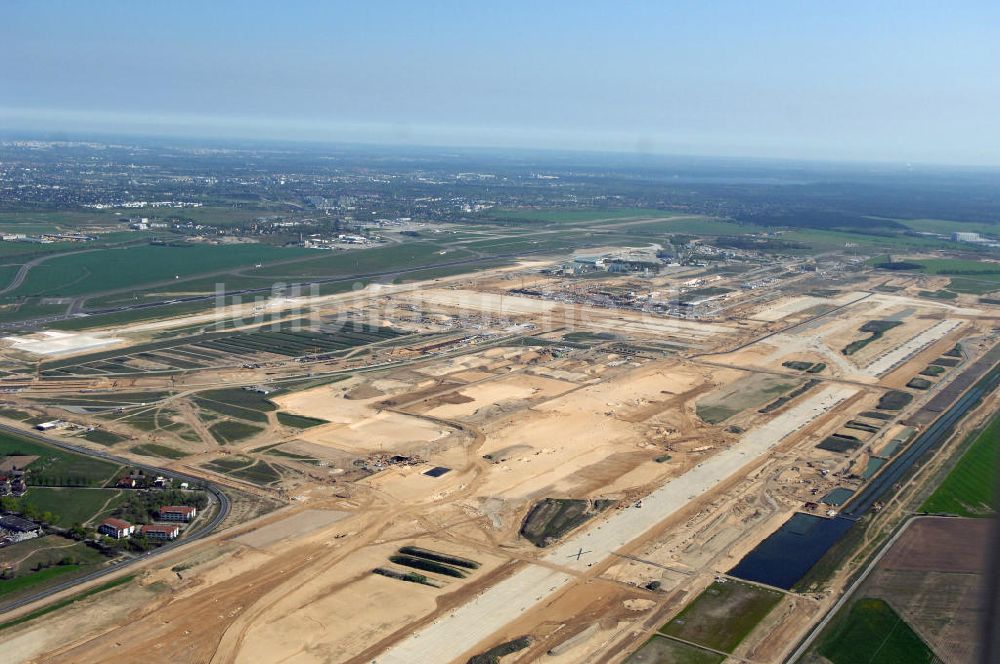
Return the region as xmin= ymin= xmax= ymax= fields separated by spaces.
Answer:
xmin=3 ymin=1 xmax=999 ymax=165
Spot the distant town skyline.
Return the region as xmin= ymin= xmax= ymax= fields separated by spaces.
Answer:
xmin=4 ymin=1 xmax=999 ymax=166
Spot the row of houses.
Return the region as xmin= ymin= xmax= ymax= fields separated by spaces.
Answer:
xmin=115 ymin=474 xmax=173 ymax=490
xmin=99 ymin=519 xmax=180 ymax=541
xmin=1 ymin=233 xmax=94 ymax=243
xmin=97 ymin=505 xmax=198 ymax=542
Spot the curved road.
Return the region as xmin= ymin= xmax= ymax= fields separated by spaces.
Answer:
xmin=0 ymin=247 xmax=108 ymax=296
xmin=0 ymin=421 xmax=231 ymax=616
xmin=0 ymin=234 xmax=159 ymax=298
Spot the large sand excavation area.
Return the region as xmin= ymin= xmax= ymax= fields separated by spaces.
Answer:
xmin=749 ymin=291 xmax=867 ymax=322
xmin=7 ymin=263 xmax=998 ymax=664
xmin=3 ymin=329 xmax=122 ymax=356
xmin=301 ymin=410 xmax=454 ymax=453
xmin=376 ymin=385 xmax=858 ymax=664
xmin=420 ymin=373 xmax=576 ymax=420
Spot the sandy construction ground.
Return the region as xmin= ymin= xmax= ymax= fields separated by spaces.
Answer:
xmin=234 ymin=509 xmax=349 ymax=549
xmin=572 ymin=311 xmax=731 ymax=341
xmin=543 ymin=385 xmax=858 ymax=571
xmin=401 ymin=288 xmax=732 ymax=342
xmin=377 ymin=564 xmax=573 ymax=664
xmin=10 ymin=264 xmax=995 ymax=664
xmin=301 ymin=410 xmax=454 ymax=453
xmin=273 ymin=379 xmax=385 ymax=424
xmin=708 ymin=292 xmax=976 ymax=383
xmin=749 ymin=291 xmax=865 ymax=322
xmin=470 ymin=361 xmax=710 ymax=499
xmin=405 ymin=288 xmax=559 ymax=316
xmin=866 ymin=292 xmax=982 ymax=316
xmin=863 ymin=319 xmax=964 ymax=376
xmin=225 ymin=535 xmax=511 ymax=664
xmin=422 ymin=373 xmax=575 ymax=420
xmin=3 ymin=329 xmax=122 ymax=356
xmin=418 ymin=346 xmax=540 ymax=377
xmin=376 ymin=385 xmax=856 ymax=663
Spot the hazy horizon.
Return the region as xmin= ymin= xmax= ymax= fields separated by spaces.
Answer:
xmin=5 ymin=1 xmax=1000 ymax=166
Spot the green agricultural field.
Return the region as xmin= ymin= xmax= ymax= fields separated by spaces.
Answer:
xmin=111 ymin=410 xmax=159 ymax=432
xmin=275 ymin=412 xmax=327 ymax=428
xmin=913 ymin=258 xmax=1000 ymax=275
xmin=194 ymin=389 xmax=275 ymax=423
xmin=9 ymin=243 xmax=315 ymax=298
xmin=101 ymin=408 xmax=195 ymax=442
xmin=0 ymin=210 xmax=126 ymax=232
xmin=18 ymin=487 xmax=125 ymax=526
xmin=203 ymin=455 xmax=255 ymax=472
xmin=47 ymin=322 xmax=401 ymax=377
xmin=254 ymin=241 xmax=463 ymax=278
xmin=202 ymin=456 xmax=281 ymax=484
xmin=482 ymin=207 xmax=675 ymax=224
xmin=130 ymin=443 xmax=187 ymax=459
xmin=392 ymin=259 xmax=512 ymax=283
xmin=918 ymin=289 xmax=958 ymax=300
xmin=904 ymin=259 xmax=1000 ymax=294
xmin=196 ymin=388 xmax=278 ymax=411
xmin=618 ymin=217 xmax=760 ymax=236
xmin=0 ymin=560 xmax=96 ymax=600
xmin=145 ymin=205 xmax=278 ymax=227
xmin=52 ymin=240 xmax=466 ymax=307
xmin=0 ymin=431 xmax=121 ymax=487
xmin=270 ymin=373 xmax=350 ymax=393
xmin=0 ymin=241 xmax=90 ymax=261
xmin=626 ymin=636 xmax=724 ymax=664
xmin=817 ymin=598 xmax=936 ymax=664
xmin=867 ymin=257 xmax=1000 ymax=295
xmin=264 ymin=448 xmax=322 ymax=465
xmin=659 ymin=580 xmax=783 ymax=654
xmin=562 ymin=331 xmax=619 ymax=343
xmin=78 ymin=429 xmax=128 ymax=446
xmin=946 ymin=276 xmax=1000 ymax=295
xmin=922 ymin=415 xmax=999 ymax=517
xmin=197 ymin=399 xmax=268 ymax=422
xmin=784 ymin=228 xmax=962 ymax=253
xmin=229 ymin=461 xmax=282 ymax=485
xmin=0 ymin=231 xmax=154 ymax=268
xmin=49 ymin=299 xmax=220 ymax=331
xmin=0 ymin=299 xmax=68 ymax=325
xmin=0 ymin=535 xmax=107 ymax=601
xmin=208 ymin=420 xmax=263 ymax=444
xmin=0 ymin=264 xmax=21 ymax=290
xmin=897 ymin=218 xmax=1000 ymax=236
